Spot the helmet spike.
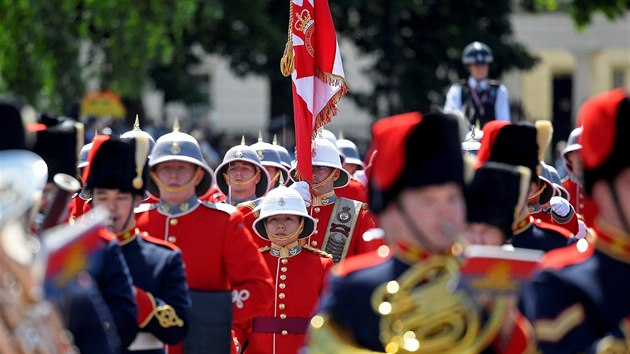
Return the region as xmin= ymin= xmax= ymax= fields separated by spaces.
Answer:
xmin=93 ymin=128 xmax=98 ymax=141
xmin=241 ymin=135 xmax=246 ymax=145
xmin=173 ymin=118 xmax=180 ymax=133
xmin=338 ymin=130 xmax=344 ymax=139
xmin=258 ymin=130 xmax=264 ymax=142
xmin=133 ymin=114 xmax=141 ymax=131
xmin=272 ymin=134 xmax=278 ymax=145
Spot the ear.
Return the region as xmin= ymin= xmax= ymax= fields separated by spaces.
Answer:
xmin=255 ymin=169 xmax=262 ymax=184
xmin=193 ymin=167 xmax=204 ymax=186
xmin=332 ymin=169 xmax=340 ymax=182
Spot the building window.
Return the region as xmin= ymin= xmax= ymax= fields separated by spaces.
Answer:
xmin=612 ymin=68 xmax=626 ymax=89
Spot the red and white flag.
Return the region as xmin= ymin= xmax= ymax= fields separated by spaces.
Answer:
xmin=281 ymin=0 xmax=348 ymax=182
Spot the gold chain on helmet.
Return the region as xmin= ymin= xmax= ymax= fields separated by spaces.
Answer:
xmin=371 ymin=255 xmax=507 ymax=354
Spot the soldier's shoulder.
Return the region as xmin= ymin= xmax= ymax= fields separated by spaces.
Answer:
xmin=332 ymin=250 xmax=391 ymax=278
xmin=140 ymin=232 xmax=180 ymax=252
xmin=134 ymin=203 xmax=158 ymax=214
xmin=534 ymin=218 xmax=575 ymax=239
xmin=200 ymin=201 xmax=238 ymax=216
xmin=302 ymin=244 xmax=333 ymax=259
xmin=488 ymin=79 xmax=502 ymax=87
xmin=541 ymin=240 xmax=593 ymax=271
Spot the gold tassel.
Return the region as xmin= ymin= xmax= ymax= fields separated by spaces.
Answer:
xmin=280 ymin=1 xmax=295 ymax=77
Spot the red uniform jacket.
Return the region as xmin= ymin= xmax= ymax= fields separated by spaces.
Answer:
xmin=305 ymin=193 xmax=381 ymax=262
xmin=335 ymin=179 xmax=366 ymax=202
xmin=135 ymin=197 xmax=274 ymax=353
xmin=244 ymin=243 xmax=333 ymax=354
xmin=562 ymin=178 xmax=598 ymax=227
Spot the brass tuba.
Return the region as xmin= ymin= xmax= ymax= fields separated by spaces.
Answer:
xmin=307 ymin=253 xmax=508 ymax=353
xmin=0 ymin=150 xmax=76 ymax=353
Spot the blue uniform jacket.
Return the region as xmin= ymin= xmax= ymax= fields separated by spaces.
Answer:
xmin=91 ymin=233 xmax=139 ymax=349
xmin=120 ymin=231 xmax=191 ymax=353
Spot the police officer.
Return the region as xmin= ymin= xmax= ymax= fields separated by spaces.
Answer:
xmin=444 ymin=41 xmax=511 ymax=127
xmin=84 ymin=134 xmax=191 ymax=353
xmin=135 ymin=125 xmax=273 ymax=354
xmin=307 ymin=112 xmax=534 ymax=353
xmin=290 ymin=138 xmax=378 ymax=263
xmin=522 ymin=89 xmax=630 ymax=352
xmin=245 ymin=186 xmax=333 ymax=354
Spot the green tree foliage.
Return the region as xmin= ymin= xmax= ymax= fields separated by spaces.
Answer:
xmin=329 ymin=0 xmax=537 ymax=117
xmin=522 ymin=0 xmax=629 ymax=28
xmin=0 ymin=0 xmax=197 ymax=111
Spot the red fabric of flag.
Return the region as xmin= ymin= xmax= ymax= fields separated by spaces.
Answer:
xmin=284 ymin=0 xmax=348 ymax=182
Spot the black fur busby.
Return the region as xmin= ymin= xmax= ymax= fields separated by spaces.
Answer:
xmin=84 ymin=136 xmax=149 ymax=196
xmin=466 ymin=162 xmax=531 ymax=240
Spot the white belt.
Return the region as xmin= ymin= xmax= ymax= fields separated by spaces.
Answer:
xmin=128 ymin=332 xmax=163 ymax=351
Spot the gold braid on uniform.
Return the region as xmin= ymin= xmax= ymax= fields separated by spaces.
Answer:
xmin=155 ymin=305 xmax=184 ymax=328
xmin=370 ymin=255 xmax=507 ymax=353
xmin=259 ymin=246 xmax=271 ymax=253
xmin=303 ymin=243 xmax=333 ymax=259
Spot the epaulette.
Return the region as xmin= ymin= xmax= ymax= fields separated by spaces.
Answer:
xmin=534 ymin=218 xmax=575 ymax=239
xmin=302 ymin=244 xmax=333 ymax=259
xmin=135 ymin=203 xmax=158 ymax=214
xmin=237 ymin=198 xmax=262 ymax=218
xmin=141 ymin=232 xmax=180 ymax=252
xmin=332 ymin=249 xmax=390 ymax=277
xmin=560 ymin=176 xmax=571 ymax=184
xmin=258 ymin=245 xmax=271 ymax=253
xmin=541 ymin=240 xmax=593 ymax=270
xmin=200 ymin=201 xmax=237 ymax=215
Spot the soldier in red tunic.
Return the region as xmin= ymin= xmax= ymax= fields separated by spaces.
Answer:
xmin=243 ymin=186 xmax=333 ymax=354
xmin=290 ymin=137 xmax=379 ymax=263
xmin=135 ymin=126 xmax=273 ymax=354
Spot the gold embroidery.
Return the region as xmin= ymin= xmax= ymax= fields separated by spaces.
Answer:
xmin=156 ymin=305 xmax=184 ymax=328
xmin=535 ymin=303 xmax=584 ymax=343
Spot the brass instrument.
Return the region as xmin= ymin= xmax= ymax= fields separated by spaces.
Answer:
xmin=307 ymin=254 xmax=508 ymax=353
xmin=0 ymin=150 xmax=76 ymax=353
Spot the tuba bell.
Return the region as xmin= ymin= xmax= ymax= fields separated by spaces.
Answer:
xmin=0 ymin=150 xmax=76 ymax=353
xmin=307 ymin=252 xmax=508 ymax=353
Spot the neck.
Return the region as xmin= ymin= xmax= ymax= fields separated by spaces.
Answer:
xmin=229 ymin=187 xmax=257 ymax=203
xmin=269 ymin=241 xmax=301 ymax=258
xmin=312 ymin=190 xmax=336 ymax=206
xmin=162 ymin=190 xmax=196 ymax=205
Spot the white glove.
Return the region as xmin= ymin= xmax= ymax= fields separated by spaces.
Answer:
xmin=550 ymin=196 xmax=571 ymax=218
xmin=575 ymin=220 xmax=588 ymax=240
xmin=290 ymin=181 xmax=312 ymax=207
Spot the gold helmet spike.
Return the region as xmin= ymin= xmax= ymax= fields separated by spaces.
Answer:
xmin=93 ymin=128 xmax=98 ymax=141
xmin=173 ymin=118 xmax=180 ymax=133
xmin=272 ymin=134 xmax=278 ymax=145
xmin=133 ymin=114 xmax=141 ymax=131
xmin=258 ymin=130 xmax=264 ymax=143
xmin=241 ymin=135 xmax=246 ymax=145
xmin=338 ymin=130 xmax=344 ymax=140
